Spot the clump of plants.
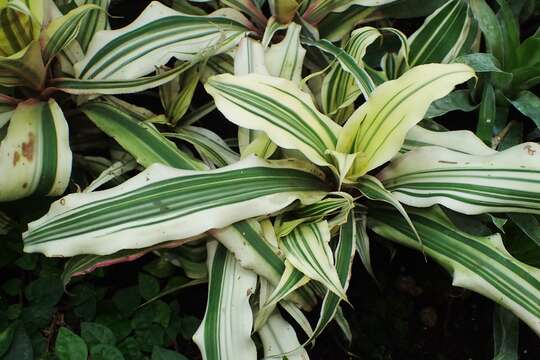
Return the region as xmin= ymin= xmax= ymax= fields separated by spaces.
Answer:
xmin=1 ymin=0 xmax=539 ymax=358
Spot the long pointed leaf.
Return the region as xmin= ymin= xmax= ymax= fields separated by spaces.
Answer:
xmin=81 ymin=101 xmax=206 ymax=169
xmin=23 ymin=156 xmax=329 ymax=256
xmin=280 ymin=221 xmax=347 ymax=300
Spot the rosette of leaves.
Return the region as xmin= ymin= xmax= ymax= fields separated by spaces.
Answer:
xmin=1 ymin=0 xmax=539 ymax=359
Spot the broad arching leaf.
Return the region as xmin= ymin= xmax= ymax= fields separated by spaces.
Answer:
xmin=74 ymin=1 xmax=250 ymax=80
xmin=206 ymin=73 xmax=342 ymax=167
xmin=380 ymin=143 xmax=540 ymax=215
xmin=23 ymin=156 xmax=329 ymax=256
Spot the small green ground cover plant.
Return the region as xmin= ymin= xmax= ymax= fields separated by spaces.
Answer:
xmin=1 ymin=0 xmax=539 ymax=358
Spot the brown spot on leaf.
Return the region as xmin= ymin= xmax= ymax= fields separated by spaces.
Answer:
xmin=12 ymin=151 xmax=20 ymax=166
xmin=22 ymin=132 xmax=35 ymax=161
xmin=524 ymin=144 xmax=536 ymax=156
xmin=22 ymin=182 xmax=27 ymax=189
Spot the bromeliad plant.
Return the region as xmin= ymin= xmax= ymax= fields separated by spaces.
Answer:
xmin=2 ymin=0 xmax=540 ymax=358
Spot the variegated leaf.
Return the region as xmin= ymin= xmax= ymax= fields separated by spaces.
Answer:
xmin=53 ymin=59 xmax=197 ymax=95
xmin=23 ymin=156 xmax=329 ymax=256
xmin=206 ymin=73 xmax=342 ymax=167
xmin=355 ymin=175 xmax=419 ymax=241
xmin=43 ymin=4 xmax=102 ymax=61
xmin=400 ymin=126 xmax=497 ymax=156
xmin=76 ymin=0 xmax=111 ymax=53
xmin=167 ymin=126 xmax=240 ymax=168
xmin=302 ymin=0 xmax=398 ymax=25
xmin=0 ymin=99 xmax=71 ymax=202
xmin=265 ymin=22 xmax=305 ymax=85
xmin=380 ymin=143 xmax=540 ymax=216
xmin=280 ymin=221 xmax=347 ymax=300
xmin=193 ymin=241 xmax=258 ymax=360
xmin=74 ymin=1 xmax=249 ymax=80
xmin=210 ymin=219 xmax=317 ymax=310
xmin=337 ymin=63 xmax=475 ymax=179
xmin=81 ymin=101 xmax=206 ymax=170
xmin=306 ymin=211 xmax=356 ymax=341
xmin=254 ymin=261 xmax=309 ymax=331
xmin=319 ymin=27 xmax=381 ymax=115
xmin=258 ymin=309 xmax=310 ymax=360
xmin=408 ymin=0 xmax=478 ymax=66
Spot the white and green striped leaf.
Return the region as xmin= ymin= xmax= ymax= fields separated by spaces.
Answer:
xmin=261 ymin=16 xmax=287 ymax=47
xmin=258 ymin=309 xmax=310 ymax=360
xmin=43 ymin=4 xmax=102 ymax=62
xmin=81 ymin=101 xmax=206 ymax=170
xmin=76 ymin=0 xmax=110 ymax=53
xmin=0 ymin=99 xmax=71 ymax=202
xmin=280 ymin=221 xmax=347 ymax=300
xmin=193 ymin=241 xmax=258 ymax=360
xmin=400 ymin=126 xmax=497 ymax=156
xmin=159 ymin=65 xmax=200 ymax=125
xmin=206 ymin=73 xmax=342 ymax=167
xmin=233 ymin=38 xmax=277 ymax=160
xmin=0 ymin=40 xmax=45 ymax=89
xmin=0 ymin=0 xmax=41 ymax=57
xmin=254 ymin=261 xmax=309 ymax=331
xmin=380 ymin=143 xmax=540 ymax=216
xmin=73 ymin=1 xmax=249 ymax=80
xmin=53 ymin=54 xmax=198 ymax=95
xmin=23 ymin=156 xmax=329 ymax=256
xmin=320 ymin=27 xmax=381 ymax=115
xmin=167 ymin=126 xmax=240 ymax=168
xmin=337 ymin=63 xmax=475 ymax=179
xmin=277 ymin=192 xmax=354 ymax=236
xmin=305 ymin=211 xmax=356 ymax=342
xmin=408 ymin=0 xmax=477 ymax=66
xmin=380 ymin=27 xmax=409 ymax=79
xmin=210 ymin=219 xmax=317 ymax=310
xmin=369 ymin=205 xmax=540 ymax=336
xmin=302 ymin=0 xmax=397 ymax=25
xmin=265 ymin=22 xmax=306 ymax=85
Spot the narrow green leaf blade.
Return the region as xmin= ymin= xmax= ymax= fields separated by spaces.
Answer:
xmin=81 ymin=101 xmax=206 ymax=170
